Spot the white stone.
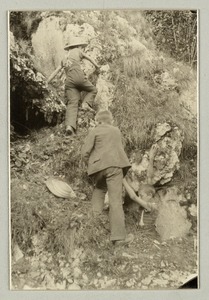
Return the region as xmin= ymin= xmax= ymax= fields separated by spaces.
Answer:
xmin=82 ymin=274 xmax=89 ymax=283
xmin=13 ymin=244 xmax=24 ymax=262
xmin=56 ymin=280 xmax=66 ymax=290
xmin=73 ymin=267 xmax=82 ymax=279
xmin=141 ymin=277 xmax=152 ymax=285
xmin=68 ymin=283 xmax=81 ymax=290
xmin=72 ymin=258 xmax=80 ymax=268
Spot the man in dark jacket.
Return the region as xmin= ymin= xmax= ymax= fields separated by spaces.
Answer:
xmin=82 ymin=110 xmax=133 ymax=245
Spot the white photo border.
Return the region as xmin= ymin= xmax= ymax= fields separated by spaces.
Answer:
xmin=1 ymin=0 xmax=209 ymax=299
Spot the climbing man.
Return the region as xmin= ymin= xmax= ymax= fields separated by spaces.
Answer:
xmin=47 ymin=36 xmax=100 ymax=135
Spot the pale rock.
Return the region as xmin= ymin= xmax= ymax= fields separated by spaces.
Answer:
xmin=189 ymin=204 xmax=197 ymax=217
xmin=161 ymin=273 xmax=170 ymax=280
xmin=10 ymin=31 xmax=16 ymax=49
xmin=122 ymin=252 xmax=135 ymax=259
xmin=127 ymin=123 xmax=184 ymax=188
xmin=30 ymin=271 xmax=40 ymax=278
xmin=79 ymin=193 xmax=87 ymax=200
xmin=56 ymin=280 xmax=66 ymax=290
xmin=141 ymin=276 xmax=152 ymax=285
xmin=141 ymin=285 xmax=148 ymax=289
xmin=179 ymin=80 xmax=197 ymax=117
xmin=72 ymin=258 xmax=80 ymax=268
xmin=80 ymin=252 xmax=86 ymax=260
xmin=115 ymin=15 xmax=137 ymax=37
xmin=74 ymin=247 xmax=84 ymax=258
xmin=23 ymin=285 xmax=35 ymax=290
xmin=41 ymin=254 xmax=48 ymax=262
xmin=73 ymin=267 xmax=82 ymax=279
xmin=154 ymin=123 xmax=171 ymax=142
xmin=104 ymin=278 xmax=116 ymax=288
xmin=96 ymin=76 xmax=115 ymax=110
xmin=132 ymin=265 xmax=139 ymax=272
xmin=82 ymin=274 xmax=89 ymax=283
xmin=155 ymin=199 xmax=192 ymax=240
xmin=67 ymin=278 xmax=73 ymax=284
xmin=50 ymin=134 xmax=54 ymax=140
xmin=126 ymin=280 xmax=134 ymax=287
xmin=99 ymin=279 xmax=106 ymax=289
xmin=59 ymin=261 xmax=64 ymax=267
xmin=104 ymin=192 xmax=109 ymax=209
xmin=22 ymin=184 xmax=28 ymax=190
xmin=61 ymin=268 xmax=70 ymax=279
xmin=13 ymin=244 xmax=24 ymax=262
xmin=150 ymin=270 xmax=157 ymax=276
xmin=161 ymin=72 xmax=176 ymax=89
xmin=68 ymin=283 xmax=81 ymax=290
xmin=160 ymin=261 xmax=166 ymax=268
xmin=194 ymin=237 xmax=197 ymax=251
xmin=31 ymin=260 xmax=39 ymax=269
xmin=153 ymin=278 xmax=168 ymax=286
xmin=97 ymin=272 xmax=102 ymax=278
xmin=186 ymin=193 xmax=191 ymax=200
xmin=42 ymin=273 xmax=55 ymax=289
xmin=47 ymin=255 xmax=52 ymax=263
xmin=129 ymin=37 xmax=147 ymax=53
xmin=153 ymin=239 xmax=160 ymax=245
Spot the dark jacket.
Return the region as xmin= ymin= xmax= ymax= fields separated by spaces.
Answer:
xmin=81 ymin=124 xmax=131 ymax=176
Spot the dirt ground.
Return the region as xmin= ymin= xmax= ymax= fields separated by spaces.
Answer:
xmin=10 ymin=125 xmax=198 ymax=290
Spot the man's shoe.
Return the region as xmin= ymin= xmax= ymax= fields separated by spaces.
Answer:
xmin=114 ymin=233 xmax=134 ymax=246
xmin=82 ymin=102 xmax=94 ymax=112
xmin=66 ymin=126 xmax=75 ymax=135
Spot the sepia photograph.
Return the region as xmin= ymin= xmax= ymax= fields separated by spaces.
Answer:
xmin=9 ymin=9 xmax=198 ymax=291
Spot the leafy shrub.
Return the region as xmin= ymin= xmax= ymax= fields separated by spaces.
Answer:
xmin=10 ymin=34 xmax=65 ymax=131
xmin=10 ymin=11 xmax=43 ymax=41
xmin=143 ymin=10 xmax=197 ymax=66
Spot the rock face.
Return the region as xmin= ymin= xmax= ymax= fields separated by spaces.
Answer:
xmin=127 ymin=122 xmax=184 ymax=192
xmin=150 ymin=124 xmax=184 ymax=185
xmin=31 ymin=16 xmax=115 ymax=111
xmin=155 ymin=187 xmax=192 ymax=240
xmin=125 ymin=122 xmax=192 ymax=239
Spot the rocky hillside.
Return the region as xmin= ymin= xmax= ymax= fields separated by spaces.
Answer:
xmin=10 ymin=10 xmax=197 ymax=290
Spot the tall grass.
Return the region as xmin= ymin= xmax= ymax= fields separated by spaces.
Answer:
xmin=123 ymin=51 xmax=154 ymax=78
xmin=111 ymin=70 xmax=197 ymax=157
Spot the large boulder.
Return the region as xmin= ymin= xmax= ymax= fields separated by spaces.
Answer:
xmin=127 ymin=122 xmax=184 ymax=192
xmin=155 ymin=187 xmax=192 ymax=240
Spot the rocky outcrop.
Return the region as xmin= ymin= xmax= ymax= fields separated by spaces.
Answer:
xmin=155 ymin=187 xmax=192 ymax=240
xmin=127 ymin=122 xmax=184 ymax=192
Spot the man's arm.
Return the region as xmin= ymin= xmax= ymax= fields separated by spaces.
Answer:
xmin=82 ymin=52 xmax=100 ymax=69
xmin=81 ymin=129 xmax=96 ymax=162
xmin=123 ymin=178 xmax=156 ymax=211
xmin=47 ymin=65 xmax=63 ymax=84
